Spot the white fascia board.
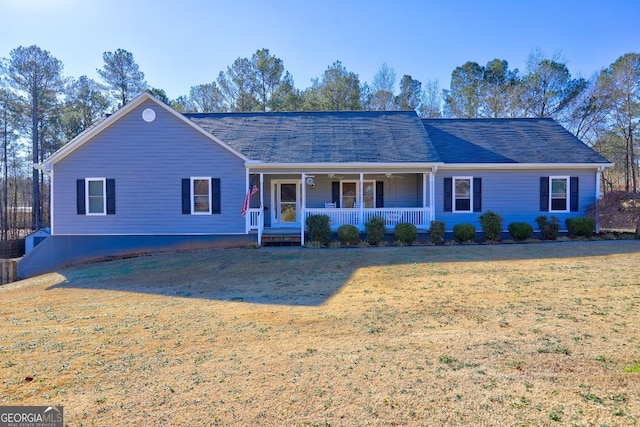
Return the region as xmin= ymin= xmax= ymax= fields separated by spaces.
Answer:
xmin=438 ymin=162 xmax=613 ymax=170
xmin=44 ymin=92 xmax=249 ymax=167
xmin=246 ymin=162 xmax=444 ymax=171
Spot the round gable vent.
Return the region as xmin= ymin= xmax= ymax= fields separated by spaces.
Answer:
xmin=142 ymin=108 xmax=156 ymax=123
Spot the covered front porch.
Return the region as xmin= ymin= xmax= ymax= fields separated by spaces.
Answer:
xmin=244 ymin=168 xmax=436 ymax=245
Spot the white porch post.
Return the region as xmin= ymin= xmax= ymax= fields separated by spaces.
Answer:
xmin=301 ymin=173 xmax=306 ymax=246
xmin=422 ymin=173 xmax=428 ymax=227
xmin=259 ymin=173 xmax=264 ymax=244
xmin=245 ymin=169 xmax=250 ymax=233
xmin=430 ymin=167 xmax=438 ymax=222
xmin=359 ymin=172 xmax=364 ymax=228
xmin=595 ymin=166 xmax=603 ymax=233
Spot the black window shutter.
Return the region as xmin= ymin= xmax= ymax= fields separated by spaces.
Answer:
xmin=212 ymin=178 xmax=221 ymax=214
xmin=376 ymin=181 xmax=384 ymax=208
xmin=570 ymin=177 xmax=579 ymax=212
xmin=182 ymin=179 xmax=191 ymax=214
xmin=106 ymin=179 xmax=116 ymax=215
xmin=473 ymin=177 xmax=482 ymax=212
xmin=332 ymin=182 xmax=340 ymax=208
xmin=540 ymin=177 xmax=549 ymax=212
xmin=443 ymin=177 xmax=452 ymax=212
xmin=76 ymin=179 xmax=86 ymax=215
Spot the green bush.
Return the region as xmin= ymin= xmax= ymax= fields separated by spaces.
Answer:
xmin=394 ymin=222 xmax=418 ymax=244
xmin=305 ymin=214 xmax=331 ymax=245
xmin=565 ymin=217 xmax=595 ymax=237
xmin=365 ymin=216 xmax=387 ymax=245
xmin=508 ymin=222 xmax=534 ymax=241
xmin=337 ymin=224 xmax=360 ymax=245
xmin=535 ymin=215 xmax=560 ymax=240
xmin=453 ymin=223 xmax=476 ymax=243
xmin=429 ymin=220 xmax=446 ymax=245
xmin=478 ymin=210 xmax=503 ymax=242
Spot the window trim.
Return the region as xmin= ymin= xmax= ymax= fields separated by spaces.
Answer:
xmin=452 ymin=176 xmax=473 ymax=213
xmin=549 ymin=176 xmax=570 ymax=213
xmin=85 ymin=177 xmax=107 ymax=216
xmin=191 ymin=177 xmax=212 ymax=215
xmin=340 ymin=180 xmax=376 ymax=208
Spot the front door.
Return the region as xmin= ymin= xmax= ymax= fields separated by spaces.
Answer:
xmin=272 ymin=181 xmax=300 ymax=226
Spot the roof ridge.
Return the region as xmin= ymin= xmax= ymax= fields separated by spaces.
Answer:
xmin=184 ymin=110 xmax=416 ymax=118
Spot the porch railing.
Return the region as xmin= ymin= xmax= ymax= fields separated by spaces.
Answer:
xmin=248 ymin=208 xmax=263 ymax=242
xmin=304 ymin=207 xmax=431 ymax=230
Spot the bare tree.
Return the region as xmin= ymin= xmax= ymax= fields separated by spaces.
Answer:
xmin=370 ymin=63 xmax=397 ymax=111
xmin=596 ymin=53 xmax=640 ymax=192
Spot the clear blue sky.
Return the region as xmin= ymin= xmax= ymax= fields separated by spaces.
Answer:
xmin=1 ymin=0 xmax=639 ymax=100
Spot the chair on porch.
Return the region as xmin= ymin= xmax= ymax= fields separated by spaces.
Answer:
xmin=324 ymin=202 xmax=337 ymax=208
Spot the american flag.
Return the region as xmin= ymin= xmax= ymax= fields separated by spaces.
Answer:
xmin=241 ymin=178 xmax=258 ymax=216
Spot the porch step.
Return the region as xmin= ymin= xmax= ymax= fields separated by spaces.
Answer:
xmin=261 ymin=234 xmax=302 ymax=246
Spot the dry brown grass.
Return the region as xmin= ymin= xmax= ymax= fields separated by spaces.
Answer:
xmin=2 ymin=241 xmax=640 ymax=426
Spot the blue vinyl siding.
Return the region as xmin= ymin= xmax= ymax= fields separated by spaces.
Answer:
xmin=435 ymin=169 xmax=598 ymax=231
xmin=52 ymin=100 xmax=246 ymax=235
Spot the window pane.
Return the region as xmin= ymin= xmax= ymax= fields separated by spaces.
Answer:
xmin=455 ymin=179 xmax=470 ymax=198
xmin=364 ymin=181 xmax=374 ymax=208
xmin=551 ymin=198 xmax=567 ymax=211
xmin=89 ymin=197 xmax=104 ymax=213
xmin=280 ymin=183 xmax=296 ymax=202
xmin=455 ymin=199 xmax=471 ymax=211
xmin=454 ymin=178 xmax=471 ymax=211
xmin=194 ymin=179 xmax=209 ymax=196
xmin=342 ymin=182 xmax=356 ymax=208
xmin=551 ymin=179 xmax=567 ymax=198
xmin=88 ymin=180 xmax=104 ymax=197
xmin=87 ymin=180 xmax=104 ymax=214
xmin=194 ymin=196 xmax=209 ymax=212
xmin=193 ymin=179 xmax=210 ymax=212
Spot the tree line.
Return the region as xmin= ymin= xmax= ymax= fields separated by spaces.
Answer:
xmin=0 ymin=45 xmax=638 ymax=238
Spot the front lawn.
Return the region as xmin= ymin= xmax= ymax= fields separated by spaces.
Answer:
xmin=2 ymin=241 xmax=640 ymax=425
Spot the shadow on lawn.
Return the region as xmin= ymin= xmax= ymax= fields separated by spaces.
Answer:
xmin=46 ymin=240 xmax=640 ymax=307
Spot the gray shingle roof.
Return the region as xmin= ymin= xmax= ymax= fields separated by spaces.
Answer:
xmin=185 ymin=111 xmax=609 ymax=165
xmin=421 ymin=118 xmax=610 ymax=164
xmin=186 ymin=111 xmax=440 ymax=163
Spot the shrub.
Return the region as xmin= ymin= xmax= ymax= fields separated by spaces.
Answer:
xmin=429 ymin=220 xmax=446 ymax=245
xmin=305 ymin=214 xmax=331 ymax=245
xmin=337 ymin=224 xmax=360 ymax=245
xmin=508 ymin=222 xmax=534 ymax=241
xmin=453 ymin=223 xmax=476 ymax=243
xmin=365 ymin=216 xmax=387 ymax=245
xmin=478 ymin=210 xmax=503 ymax=242
xmin=394 ymin=223 xmax=418 ymax=244
xmin=565 ymin=217 xmax=596 ymax=237
xmin=304 ymin=240 xmax=324 ymax=249
xmin=535 ymin=215 xmax=560 ymax=240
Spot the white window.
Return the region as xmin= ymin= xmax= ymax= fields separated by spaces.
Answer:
xmin=191 ymin=177 xmax=211 ymax=214
xmin=550 ymin=176 xmax=569 ymax=212
xmin=86 ymin=178 xmax=106 ymax=215
xmin=453 ymin=177 xmax=472 ymax=212
xmin=341 ymin=181 xmax=376 ymax=208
